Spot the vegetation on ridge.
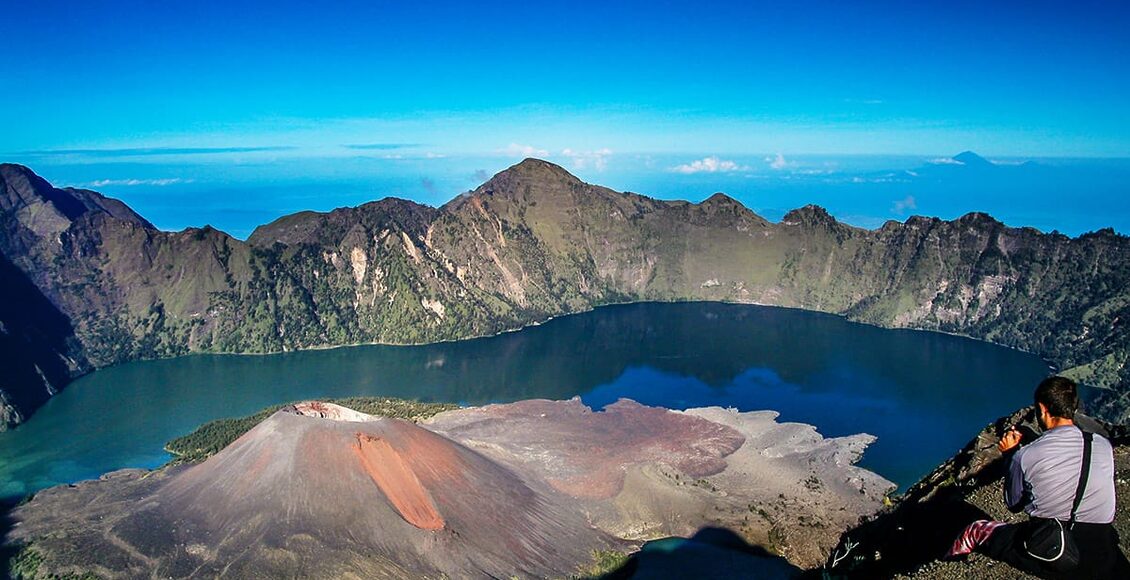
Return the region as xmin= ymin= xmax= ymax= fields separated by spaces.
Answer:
xmin=164 ymin=397 xmax=459 ymax=464
xmin=575 ymin=549 xmax=631 ymax=578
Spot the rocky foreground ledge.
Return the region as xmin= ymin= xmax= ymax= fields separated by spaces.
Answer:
xmin=823 ymin=408 xmax=1130 ymax=579
xmin=4 ymin=398 xmax=892 ymax=578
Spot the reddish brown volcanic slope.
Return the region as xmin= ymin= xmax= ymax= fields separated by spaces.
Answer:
xmin=427 ymin=399 xmax=895 ymax=567
xmin=353 ymin=433 xmax=445 ymax=530
xmin=430 ymin=398 xmax=746 ymax=498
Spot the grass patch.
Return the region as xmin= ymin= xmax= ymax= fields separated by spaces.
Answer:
xmin=7 ymin=544 xmax=102 ymax=579
xmin=574 ymin=549 xmax=631 ymax=578
xmin=8 ymin=545 xmax=43 ymax=580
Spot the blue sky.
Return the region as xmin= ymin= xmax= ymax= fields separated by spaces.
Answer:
xmin=3 ymin=1 xmax=1129 ymax=237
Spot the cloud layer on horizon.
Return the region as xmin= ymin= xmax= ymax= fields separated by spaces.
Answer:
xmin=15 ymin=146 xmax=296 ymax=157
xmin=671 ymin=156 xmax=749 ymax=174
xmin=85 ymin=178 xmax=191 ymax=187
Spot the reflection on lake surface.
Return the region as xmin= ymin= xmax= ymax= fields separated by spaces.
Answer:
xmin=0 ymin=302 xmax=1050 ymax=499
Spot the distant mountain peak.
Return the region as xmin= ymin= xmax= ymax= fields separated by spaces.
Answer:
xmin=1 ymin=163 xmax=55 ymax=202
xmin=781 ymin=204 xmax=837 ymax=227
xmin=462 ymin=158 xmax=586 ymax=206
xmin=0 ymin=163 xmax=154 ymax=232
xmin=494 ymin=158 xmax=581 ymax=184
xmin=689 ymin=192 xmax=769 ymax=227
xmin=952 ymin=151 xmax=994 ymax=167
xmin=956 ymin=211 xmax=1003 ymax=227
xmin=0 ymin=162 xmax=36 ymax=178
xmin=701 ymin=192 xmax=738 ymax=206
xmin=513 ymin=157 xmax=563 ymax=170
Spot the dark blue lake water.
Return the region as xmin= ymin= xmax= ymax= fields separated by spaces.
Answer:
xmin=0 ymin=302 xmax=1051 ymax=500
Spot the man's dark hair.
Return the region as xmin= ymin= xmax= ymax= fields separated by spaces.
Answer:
xmin=1034 ymin=376 xmax=1079 ymax=418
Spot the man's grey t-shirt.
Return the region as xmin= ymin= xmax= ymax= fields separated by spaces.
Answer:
xmin=1006 ymin=425 xmax=1116 ymax=523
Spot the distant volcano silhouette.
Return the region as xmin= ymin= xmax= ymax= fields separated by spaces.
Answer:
xmin=951 ymin=150 xmax=996 ymax=168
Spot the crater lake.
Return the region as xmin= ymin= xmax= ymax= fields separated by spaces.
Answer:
xmin=0 ymin=302 xmax=1052 ymax=500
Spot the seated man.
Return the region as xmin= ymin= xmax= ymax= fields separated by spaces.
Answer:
xmin=947 ymin=376 xmax=1130 ymax=578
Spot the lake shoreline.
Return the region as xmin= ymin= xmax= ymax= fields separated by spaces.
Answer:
xmin=41 ymin=297 xmax=1057 ymax=379
xmin=0 ymin=301 xmax=1050 ymax=503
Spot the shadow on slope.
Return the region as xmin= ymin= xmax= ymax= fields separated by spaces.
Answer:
xmin=600 ymin=527 xmax=809 ymax=580
xmin=0 ymin=498 xmax=21 ymax=578
xmin=0 ymin=252 xmax=86 ymax=428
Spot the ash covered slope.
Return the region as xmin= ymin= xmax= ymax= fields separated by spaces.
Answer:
xmin=3 ymin=159 xmax=1130 ymax=429
xmin=8 ymin=402 xmax=618 ymax=578
xmin=7 ymin=399 xmax=893 ymax=577
xmin=429 ymin=399 xmax=892 ymax=568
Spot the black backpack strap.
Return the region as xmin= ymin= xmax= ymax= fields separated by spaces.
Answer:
xmin=1069 ymin=428 xmax=1094 ymax=525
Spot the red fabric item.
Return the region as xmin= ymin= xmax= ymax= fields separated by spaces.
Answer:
xmin=947 ymin=519 xmax=1008 ymax=558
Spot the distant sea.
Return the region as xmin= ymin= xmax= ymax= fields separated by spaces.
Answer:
xmin=11 ymin=153 xmax=1130 ymax=239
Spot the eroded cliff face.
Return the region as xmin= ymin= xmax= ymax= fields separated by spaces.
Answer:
xmin=0 ymin=252 xmax=86 ymax=427
xmin=2 ymin=159 xmax=1129 ymax=429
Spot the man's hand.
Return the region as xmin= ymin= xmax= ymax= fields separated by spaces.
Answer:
xmin=998 ymin=428 xmax=1022 ymax=453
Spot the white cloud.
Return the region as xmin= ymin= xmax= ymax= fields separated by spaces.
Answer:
xmin=765 ymin=153 xmax=793 ymax=171
xmin=927 ymin=157 xmax=964 ymax=165
xmin=87 ymin=178 xmax=189 ymax=187
xmin=892 ymin=195 xmax=917 ymax=214
xmin=379 ymin=151 xmax=445 ymax=160
xmin=671 ymin=156 xmax=748 ymax=174
xmin=847 ymin=172 xmax=908 ymax=184
xmin=561 ymin=148 xmax=612 ymax=171
xmin=502 ymin=143 xmax=549 ymax=158
xmin=637 ymin=154 xmax=657 ymax=169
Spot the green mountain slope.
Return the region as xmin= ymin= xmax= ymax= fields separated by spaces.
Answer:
xmin=2 ymin=159 xmax=1128 ymax=429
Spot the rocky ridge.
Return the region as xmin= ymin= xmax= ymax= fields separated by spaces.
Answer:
xmin=2 ymin=159 xmax=1130 ymax=429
